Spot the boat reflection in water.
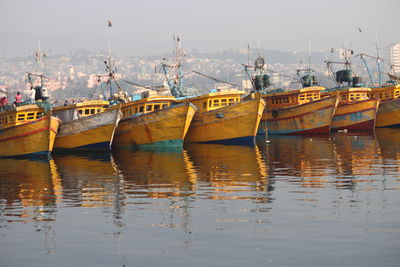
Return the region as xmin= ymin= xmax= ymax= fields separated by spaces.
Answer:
xmin=52 ymin=152 xmax=120 ymax=208
xmin=184 ymin=143 xmax=271 ymax=202
xmin=376 ymin=128 xmax=400 ymax=175
xmin=257 ymin=131 xmax=392 ymax=191
xmin=0 ymin=158 xmax=61 ymax=223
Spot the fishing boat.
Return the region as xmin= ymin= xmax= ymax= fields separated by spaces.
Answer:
xmin=52 ymin=100 xmax=122 ymax=151
xmin=113 ymin=93 xmax=197 ymax=149
xmin=322 ymin=87 xmax=380 ymax=131
xmin=323 ymin=56 xmax=381 ymax=131
xmin=243 ymin=55 xmax=337 ymax=135
xmin=368 ymin=83 xmax=400 ymax=127
xmin=262 ymin=88 xmax=338 ymax=135
xmin=0 ymin=103 xmax=60 ymax=158
xmin=175 ymin=90 xmax=265 ymax=145
xmin=160 ymin=36 xmax=265 ymax=145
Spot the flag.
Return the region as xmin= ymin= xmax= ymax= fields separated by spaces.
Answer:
xmin=108 ymin=20 xmax=112 ymax=27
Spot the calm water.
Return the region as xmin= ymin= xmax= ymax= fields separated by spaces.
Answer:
xmin=1 ymin=129 xmax=400 ymax=267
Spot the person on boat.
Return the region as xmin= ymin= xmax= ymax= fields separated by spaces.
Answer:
xmin=34 ymin=86 xmax=42 ymax=101
xmin=14 ymin=91 xmax=22 ymax=106
xmin=29 ymin=87 xmax=36 ymax=103
xmin=0 ymin=96 xmax=8 ymax=110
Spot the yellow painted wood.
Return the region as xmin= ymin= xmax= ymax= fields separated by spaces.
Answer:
xmin=113 ymin=103 xmax=197 ymax=147
xmin=264 ymin=96 xmax=338 ymax=134
xmin=184 ymin=97 xmax=265 ymax=142
xmin=332 ymin=99 xmax=379 ymax=129
xmin=375 ymin=98 xmax=400 ymax=127
xmin=0 ymin=114 xmax=60 ymax=157
xmin=54 ymin=104 xmax=121 ymax=150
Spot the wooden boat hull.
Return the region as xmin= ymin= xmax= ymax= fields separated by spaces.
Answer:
xmin=184 ymin=97 xmax=265 ymax=145
xmin=264 ymin=96 xmax=338 ymax=135
xmin=54 ymin=104 xmax=121 ymax=150
xmin=331 ymin=99 xmax=379 ymax=131
xmin=0 ymin=116 xmax=60 ymax=158
xmin=113 ymin=103 xmax=196 ymax=149
xmin=375 ymin=98 xmax=400 ymax=128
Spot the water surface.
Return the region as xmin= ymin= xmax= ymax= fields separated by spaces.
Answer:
xmin=1 ymin=129 xmax=400 ymax=266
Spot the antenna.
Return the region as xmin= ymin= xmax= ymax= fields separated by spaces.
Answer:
xmin=375 ymin=29 xmax=382 ymax=86
xmin=308 ymin=42 xmax=312 ymax=75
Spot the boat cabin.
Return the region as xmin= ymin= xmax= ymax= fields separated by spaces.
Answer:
xmin=322 ymin=87 xmax=371 ymax=103
xmin=263 ymin=86 xmax=324 ymax=109
xmin=176 ymin=89 xmax=244 ymax=113
xmin=75 ymin=100 xmax=109 ymax=117
xmin=121 ymin=95 xmax=175 ymax=118
xmin=368 ymin=84 xmax=400 ymax=101
xmin=0 ymin=104 xmax=44 ymax=128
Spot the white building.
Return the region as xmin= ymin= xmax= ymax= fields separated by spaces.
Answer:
xmin=390 ymin=43 xmax=400 ymax=74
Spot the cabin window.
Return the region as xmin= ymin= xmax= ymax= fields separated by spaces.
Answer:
xmin=341 ymin=95 xmax=347 ymax=101
xmin=228 ymin=98 xmax=234 ymax=104
xmin=379 ymin=93 xmax=383 ymax=98
xmin=90 ymin=109 xmax=95 ymax=114
xmin=27 ymin=112 xmax=35 ymax=120
xmin=9 ymin=116 xmax=14 ymax=123
xmin=36 ymin=112 xmax=43 ymax=119
xmin=235 ymin=98 xmax=239 ymax=102
xmin=17 ymin=114 xmax=25 ymax=121
xmin=135 ymin=107 xmax=138 ymax=113
xmin=154 ymin=104 xmax=160 ymax=111
xmin=97 ymin=109 xmax=101 ymax=113
xmin=78 ymin=110 xmax=83 ymax=115
xmin=385 ymin=92 xmax=390 ymax=98
xmin=84 ymin=109 xmax=90 ymax=115
xmin=139 ymin=106 xmax=144 ymax=113
xmin=299 ymin=95 xmax=305 ymax=101
xmin=162 ymin=104 xmax=168 ymax=109
xmin=146 ymin=105 xmax=152 ymax=112
xmin=129 ymin=109 xmax=132 ymax=115
xmin=213 ymin=99 xmax=220 ymax=107
xmin=221 ymin=99 xmax=227 ymax=106
xmin=202 ymin=102 xmax=207 ymax=108
xmin=395 ymin=91 xmax=400 ymax=97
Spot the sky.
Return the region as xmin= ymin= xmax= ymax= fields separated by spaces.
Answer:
xmin=1 ymin=0 xmax=399 ymax=57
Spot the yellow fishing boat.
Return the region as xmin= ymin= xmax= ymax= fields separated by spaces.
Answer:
xmin=53 ymin=100 xmax=122 ymax=151
xmin=175 ymin=89 xmax=265 ymax=145
xmin=322 ymin=87 xmax=380 ymax=131
xmin=368 ymin=83 xmax=400 ymax=127
xmin=0 ymin=104 xmax=60 ymax=158
xmin=113 ymin=94 xmax=197 ymax=149
xmin=262 ymin=87 xmax=338 ymax=135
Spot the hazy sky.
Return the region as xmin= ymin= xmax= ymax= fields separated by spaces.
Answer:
xmin=1 ymin=0 xmax=399 ymax=56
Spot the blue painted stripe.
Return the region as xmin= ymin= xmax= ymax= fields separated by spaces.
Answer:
xmin=376 ymin=123 xmax=400 ymax=128
xmin=55 ymin=141 xmax=111 ymax=151
xmin=137 ymin=139 xmax=183 ymax=150
xmin=1 ymin=150 xmax=51 ymax=159
xmin=189 ymin=136 xmax=255 ymax=146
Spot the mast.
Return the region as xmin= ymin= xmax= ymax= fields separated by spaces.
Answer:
xmin=161 ymin=33 xmax=185 ymax=97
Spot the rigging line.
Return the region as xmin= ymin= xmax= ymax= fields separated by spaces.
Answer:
xmin=265 ymin=68 xmax=299 ymax=81
xmin=192 ymin=70 xmax=237 ymax=87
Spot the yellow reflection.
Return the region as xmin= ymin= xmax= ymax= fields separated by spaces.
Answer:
xmin=259 ymin=135 xmax=335 ymax=188
xmin=112 ymin=149 xmax=197 ymax=199
xmin=376 ymin=128 xmax=400 ymax=175
xmin=184 ymin=143 xmax=270 ymax=201
xmin=0 ymin=158 xmax=61 ymax=222
xmin=52 ymin=153 xmax=119 ymax=208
